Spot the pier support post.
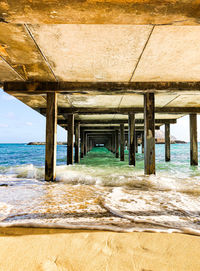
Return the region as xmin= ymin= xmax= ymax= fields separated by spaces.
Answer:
xmin=120 ymin=124 xmax=125 ymax=161
xmin=115 ymin=129 xmax=119 ymax=158
xmin=45 ymin=93 xmax=57 ymax=182
xmin=84 ymin=132 xmax=87 ymax=155
xmin=144 ymin=93 xmax=155 ymax=175
xmin=142 ymin=132 xmax=144 ymax=154
xmin=67 ymin=114 xmax=74 ymax=165
xmin=136 ymin=132 xmax=138 ymax=153
xmin=128 ymin=113 xmax=136 ymax=166
xmin=112 ymin=133 xmax=115 ymax=153
xmin=190 ymin=114 xmax=198 ymax=166
xmin=81 ymin=130 xmax=84 ymax=158
xmin=165 ymin=123 xmax=170 ymax=162
xmin=75 ymin=122 xmax=80 ymax=163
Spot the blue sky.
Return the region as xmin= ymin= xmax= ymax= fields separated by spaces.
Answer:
xmin=0 ymin=89 xmax=198 ymax=143
xmin=0 ymin=89 xmax=66 ymax=143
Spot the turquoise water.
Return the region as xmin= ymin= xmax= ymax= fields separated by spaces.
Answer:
xmin=1 ymin=143 xmax=200 ymax=235
xmin=0 ymin=143 xmax=199 ymax=177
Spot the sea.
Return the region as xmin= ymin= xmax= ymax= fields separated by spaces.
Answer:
xmin=1 ymin=143 xmax=200 ymax=235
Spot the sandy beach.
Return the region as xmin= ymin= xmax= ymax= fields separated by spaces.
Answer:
xmin=0 ymin=228 xmax=199 ymax=271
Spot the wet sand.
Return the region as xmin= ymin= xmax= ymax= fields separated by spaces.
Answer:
xmin=0 ymin=228 xmax=200 ymax=271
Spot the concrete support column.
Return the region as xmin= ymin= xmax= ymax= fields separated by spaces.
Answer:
xmin=75 ymin=122 xmax=80 ymax=163
xmin=115 ymin=129 xmax=119 ymax=158
xmin=190 ymin=114 xmax=198 ymax=166
xmin=67 ymin=114 xmax=74 ymax=165
xmin=120 ymin=124 xmax=125 ymax=161
xmin=80 ymin=130 xmax=84 ymax=158
xmin=165 ymin=123 xmax=170 ymax=162
xmin=128 ymin=113 xmax=136 ymax=166
xmin=45 ymin=93 xmax=57 ymax=182
xmin=144 ymin=93 xmax=155 ymax=175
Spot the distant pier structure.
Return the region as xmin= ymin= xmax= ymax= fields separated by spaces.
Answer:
xmin=1 ymin=1 xmax=200 ymax=180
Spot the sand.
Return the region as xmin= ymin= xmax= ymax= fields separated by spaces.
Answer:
xmin=0 ymin=228 xmax=200 ymax=271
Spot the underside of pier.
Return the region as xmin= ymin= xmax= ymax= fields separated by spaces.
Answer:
xmin=1 ymin=0 xmax=200 ymax=180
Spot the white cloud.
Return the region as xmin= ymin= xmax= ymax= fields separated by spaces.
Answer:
xmin=7 ymin=112 xmax=15 ymax=118
xmin=26 ymin=122 xmax=32 ymax=126
xmin=0 ymin=123 xmax=8 ymax=128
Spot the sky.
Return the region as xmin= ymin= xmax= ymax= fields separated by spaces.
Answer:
xmin=0 ymin=88 xmax=197 ymax=143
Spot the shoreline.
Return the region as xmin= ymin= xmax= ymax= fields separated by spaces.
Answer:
xmin=0 ymin=227 xmax=200 ymax=270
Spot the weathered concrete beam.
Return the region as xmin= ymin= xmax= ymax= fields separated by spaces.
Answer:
xmin=40 ymin=107 xmax=200 ymax=115
xmin=165 ymin=123 xmax=170 ymax=162
xmin=1 ymin=1 xmax=200 ymax=25
xmin=61 ymin=125 xmax=161 ymax=131
xmin=58 ymin=119 xmax=175 ymax=125
xmin=190 ymin=114 xmax=198 ymax=166
xmin=4 ymin=81 xmax=200 ymax=94
xmin=2 ymin=1 xmax=200 ymax=25
xmin=144 ymin=93 xmax=155 ymax=175
xmin=128 ymin=113 xmax=135 ymax=166
xmin=44 ymin=107 xmax=200 ymax=115
xmin=45 ymin=93 xmax=57 ymax=182
xmin=67 ymin=114 xmax=74 ymax=165
xmin=75 ymin=122 xmax=80 ymax=163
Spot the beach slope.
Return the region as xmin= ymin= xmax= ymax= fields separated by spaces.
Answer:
xmin=0 ymin=228 xmax=200 ymax=271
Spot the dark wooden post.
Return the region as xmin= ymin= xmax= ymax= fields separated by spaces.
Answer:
xmin=144 ymin=93 xmax=155 ymax=175
xmin=142 ymin=132 xmax=144 ymax=154
xmin=45 ymin=93 xmax=57 ymax=182
xmin=87 ymin=135 xmax=89 ymax=153
xmin=115 ymin=129 xmax=119 ymax=158
xmin=75 ymin=122 xmax=80 ymax=163
xmin=112 ymin=132 xmax=115 ymax=153
xmin=84 ymin=132 xmax=87 ymax=155
xmin=190 ymin=114 xmax=198 ymax=166
xmin=165 ymin=123 xmax=170 ymax=162
xmin=81 ymin=129 xmax=84 ymax=158
xmin=128 ymin=113 xmax=136 ymax=166
xmin=136 ymin=132 xmax=138 ymax=153
xmin=90 ymin=139 xmax=93 ymax=151
xmin=67 ymin=114 xmax=74 ymax=165
xmin=120 ymin=124 xmax=125 ymax=161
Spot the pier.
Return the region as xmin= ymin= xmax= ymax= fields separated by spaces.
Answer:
xmin=0 ymin=1 xmax=200 ymax=181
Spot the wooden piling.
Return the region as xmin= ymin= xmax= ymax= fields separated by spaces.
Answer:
xmin=128 ymin=113 xmax=136 ymax=166
xmin=136 ymin=132 xmax=138 ymax=153
xmin=81 ymin=130 xmax=84 ymax=158
xmin=142 ymin=132 xmax=144 ymax=154
xmin=165 ymin=123 xmax=170 ymax=162
xmin=120 ymin=124 xmax=125 ymax=161
xmin=85 ymin=133 xmax=87 ymax=154
xmin=190 ymin=114 xmax=198 ymax=166
xmin=144 ymin=93 xmax=155 ymax=175
xmin=112 ymin=133 xmax=115 ymax=153
xmin=75 ymin=122 xmax=80 ymax=163
xmin=115 ymin=129 xmax=119 ymax=158
xmin=67 ymin=114 xmax=74 ymax=165
xmin=45 ymin=93 xmax=57 ymax=182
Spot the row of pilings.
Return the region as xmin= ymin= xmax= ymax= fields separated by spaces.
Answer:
xmin=45 ymin=93 xmax=198 ymax=181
